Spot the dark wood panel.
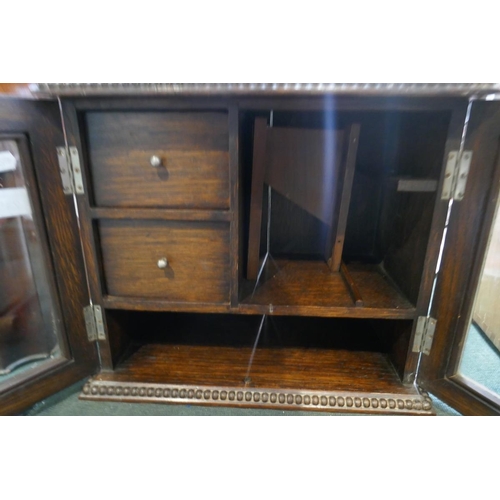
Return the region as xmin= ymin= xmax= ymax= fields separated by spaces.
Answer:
xmin=268 ymin=189 xmax=329 ymax=257
xmin=381 ymin=111 xmax=452 ymax=305
xmin=86 ymin=111 xmax=230 ymax=208
xmin=381 ymin=191 xmax=437 ymax=304
xmin=99 ymin=220 xmax=230 ymax=303
xmin=264 ymin=127 xmax=344 ymax=223
xmin=246 ymin=118 xmax=360 ymax=278
xmin=114 ymin=312 xmax=394 ymax=347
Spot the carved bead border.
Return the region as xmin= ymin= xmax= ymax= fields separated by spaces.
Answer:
xmin=81 ymin=381 xmax=434 ymax=414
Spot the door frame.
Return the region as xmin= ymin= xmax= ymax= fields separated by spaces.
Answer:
xmin=419 ymin=100 xmax=500 ymax=415
xmin=0 ymin=97 xmax=98 ymax=415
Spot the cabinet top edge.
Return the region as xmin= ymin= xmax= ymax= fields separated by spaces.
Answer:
xmin=30 ymin=83 xmax=500 ymax=98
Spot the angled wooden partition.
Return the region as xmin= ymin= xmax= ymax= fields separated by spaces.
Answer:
xmin=247 ymin=118 xmax=360 ymax=279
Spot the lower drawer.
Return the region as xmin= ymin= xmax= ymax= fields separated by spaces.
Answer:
xmin=99 ymin=220 xmax=230 ymax=303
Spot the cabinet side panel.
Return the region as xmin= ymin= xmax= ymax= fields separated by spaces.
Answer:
xmin=380 ymin=112 xmax=451 ymax=305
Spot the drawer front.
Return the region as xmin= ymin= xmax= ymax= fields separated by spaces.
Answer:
xmin=99 ymin=220 xmax=230 ymax=302
xmin=86 ymin=112 xmax=229 ymax=209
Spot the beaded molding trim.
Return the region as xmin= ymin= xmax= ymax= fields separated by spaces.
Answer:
xmin=80 ymin=380 xmax=434 ymax=415
xmin=31 ymin=83 xmax=500 ymax=97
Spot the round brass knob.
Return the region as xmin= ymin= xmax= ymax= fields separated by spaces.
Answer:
xmin=157 ymin=257 xmax=168 ymax=269
xmin=150 ymin=155 xmax=162 ymax=167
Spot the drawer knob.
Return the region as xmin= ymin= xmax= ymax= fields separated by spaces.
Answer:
xmin=157 ymin=257 xmax=168 ymax=269
xmin=150 ymin=155 xmax=162 ymax=167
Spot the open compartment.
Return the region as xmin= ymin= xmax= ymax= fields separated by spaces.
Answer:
xmin=239 ymin=109 xmax=451 ymax=317
xmin=81 ymin=309 xmax=432 ymax=414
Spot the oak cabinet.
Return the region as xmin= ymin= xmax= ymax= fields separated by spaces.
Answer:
xmin=1 ymin=85 xmax=499 ymax=415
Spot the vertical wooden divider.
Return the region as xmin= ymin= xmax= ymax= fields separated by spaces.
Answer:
xmin=229 ymin=104 xmax=240 ymax=307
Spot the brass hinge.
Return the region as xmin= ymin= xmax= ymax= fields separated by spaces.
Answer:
xmin=83 ymin=305 xmax=106 ymax=342
xmin=412 ymin=316 xmax=437 ymax=356
xmin=441 ymin=150 xmax=472 ymax=201
xmin=57 ymin=146 xmax=84 ymax=195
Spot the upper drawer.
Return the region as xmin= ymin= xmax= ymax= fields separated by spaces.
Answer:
xmin=85 ymin=111 xmax=230 ymax=209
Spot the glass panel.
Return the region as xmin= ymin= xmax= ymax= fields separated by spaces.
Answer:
xmin=458 ymin=180 xmax=500 ymax=396
xmin=0 ymin=139 xmax=62 ymax=385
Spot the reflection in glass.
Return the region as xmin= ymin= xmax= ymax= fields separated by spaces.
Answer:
xmin=0 ymin=140 xmax=61 ymax=383
xmin=459 ymin=182 xmax=500 ymax=395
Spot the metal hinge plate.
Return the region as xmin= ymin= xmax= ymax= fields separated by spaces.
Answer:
xmin=57 ymin=146 xmax=84 ymax=195
xmin=441 ymin=150 xmax=472 ymax=201
xmin=412 ymin=316 xmax=437 ymax=355
xmin=83 ymin=305 xmax=106 ymax=342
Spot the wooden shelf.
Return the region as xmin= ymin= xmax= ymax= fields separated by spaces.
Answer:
xmin=90 ymin=207 xmax=232 ymax=222
xmin=80 ymin=342 xmax=432 ymax=414
xmin=102 ymin=296 xmax=232 ymax=313
xmin=93 ymin=343 xmax=408 ymax=391
xmin=103 ymin=261 xmax=415 ymax=319
xmin=240 ymin=260 xmax=415 ymax=319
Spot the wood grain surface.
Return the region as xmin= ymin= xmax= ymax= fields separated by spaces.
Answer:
xmin=92 ymin=343 xmax=416 ymax=393
xmin=99 ymin=220 xmax=230 ymax=303
xmin=86 ymin=111 xmax=230 ymax=208
xmin=240 ymin=260 xmax=414 ymax=318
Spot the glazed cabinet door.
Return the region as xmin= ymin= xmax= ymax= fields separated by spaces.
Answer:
xmin=0 ymin=98 xmax=98 ymax=415
xmin=418 ymin=100 xmax=500 ymax=415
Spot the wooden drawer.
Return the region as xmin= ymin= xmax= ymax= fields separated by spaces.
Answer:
xmin=86 ymin=112 xmax=229 ymax=209
xmin=99 ymin=220 xmax=230 ymax=303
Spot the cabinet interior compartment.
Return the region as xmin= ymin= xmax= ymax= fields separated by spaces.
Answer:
xmin=239 ymin=109 xmax=451 ymax=315
xmin=76 ymin=100 xmax=452 ymax=414
xmin=97 ymin=310 xmax=415 ymax=395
